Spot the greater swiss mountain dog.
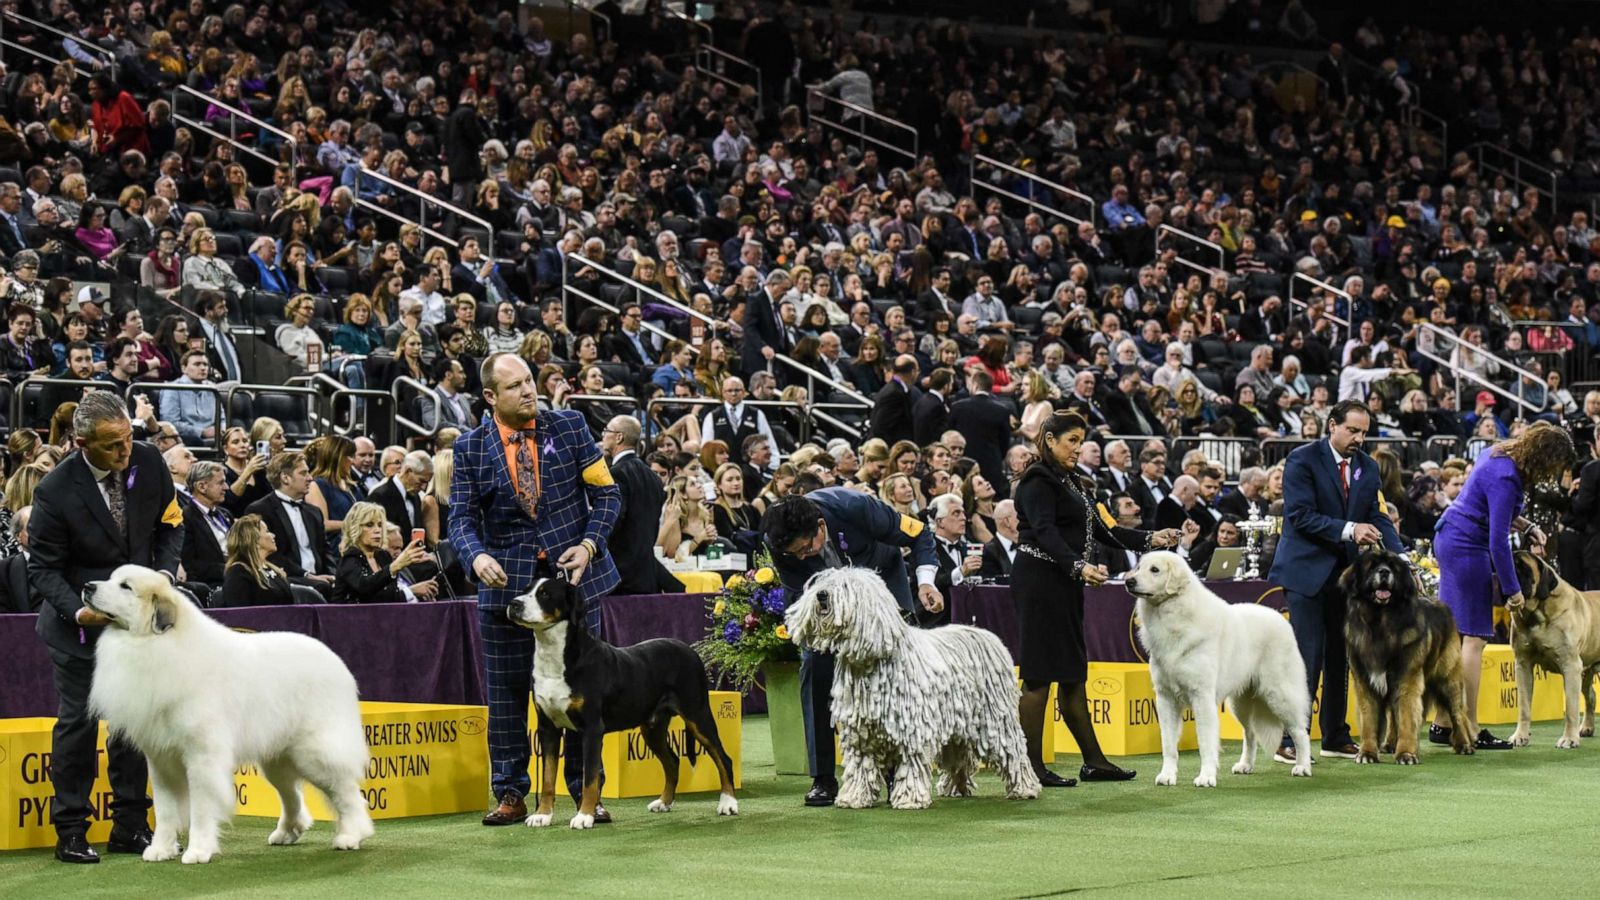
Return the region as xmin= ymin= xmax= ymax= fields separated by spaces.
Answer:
xmin=508 ymin=577 xmax=739 ymax=828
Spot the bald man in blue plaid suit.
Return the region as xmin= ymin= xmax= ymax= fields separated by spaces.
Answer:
xmin=450 ymin=353 xmax=622 ymax=826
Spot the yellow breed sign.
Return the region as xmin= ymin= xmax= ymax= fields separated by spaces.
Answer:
xmin=0 ymin=719 xmax=154 ymax=850
xmin=235 ymin=702 xmax=489 ymax=821
xmin=528 ymin=691 xmax=743 ymax=799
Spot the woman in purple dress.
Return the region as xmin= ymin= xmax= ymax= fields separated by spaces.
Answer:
xmin=1432 ymin=424 xmax=1574 ymax=750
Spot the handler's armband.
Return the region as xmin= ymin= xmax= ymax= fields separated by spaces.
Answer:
xmin=581 ymin=458 xmax=615 ymax=487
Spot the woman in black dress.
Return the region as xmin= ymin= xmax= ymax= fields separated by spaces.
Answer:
xmin=1012 ymin=411 xmax=1181 ymax=786
xmin=217 ymin=514 xmax=294 ymax=607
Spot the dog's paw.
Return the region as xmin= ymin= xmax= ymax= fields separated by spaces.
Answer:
xmin=1193 ymin=771 xmax=1217 ymax=788
xmin=1380 ymin=743 xmax=1396 ymax=755
xmin=1396 ymin=751 xmax=1418 ymax=765
xmin=1154 ymin=768 xmax=1178 ymax=786
xmin=832 ymin=788 xmax=871 ymax=809
xmin=1454 ymin=742 xmax=1475 ymax=756
xmin=180 ymin=845 xmax=216 ymax=865
xmin=1556 ymin=735 xmax=1581 ymax=749
xmin=1356 ymin=750 xmax=1381 ymax=764
xmin=524 ymin=812 xmax=553 ymax=828
xmin=647 ymin=799 xmax=673 ymax=813
xmin=267 ymin=827 xmax=304 ymax=846
xmin=888 ymin=796 xmax=932 ymax=810
xmin=1509 ymin=729 xmax=1531 ymax=747
xmin=717 ymin=793 xmax=739 ymax=816
xmin=1230 ymin=761 xmax=1253 ymax=775
xmin=331 ymin=833 xmax=363 ymax=851
xmin=1291 ymin=763 xmax=1312 ymax=778
xmin=568 ymin=812 xmax=595 ymax=830
xmin=1581 ymin=724 xmax=1595 ymax=738
xmin=142 ymin=843 xmax=179 ymax=863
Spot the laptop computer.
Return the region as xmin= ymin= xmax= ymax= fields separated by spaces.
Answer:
xmin=1206 ymin=547 xmax=1246 ymax=581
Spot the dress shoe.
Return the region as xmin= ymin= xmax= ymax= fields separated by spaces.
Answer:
xmin=106 ymin=825 xmax=153 ymax=854
xmin=1428 ymin=724 xmax=1453 ymax=745
xmin=1079 ymin=763 xmax=1136 ymax=782
xmin=803 ymin=780 xmax=837 ymax=807
xmin=1320 ymin=743 xmax=1361 ymax=759
xmin=1474 ymin=729 xmax=1514 ymax=750
xmin=1273 ymin=746 xmax=1297 ymax=765
xmin=1035 ymin=767 xmax=1077 ymax=787
xmin=592 ymin=804 xmax=612 ymax=824
xmin=55 ymin=834 xmax=99 ymax=864
xmin=481 ymin=791 xmax=527 ymax=826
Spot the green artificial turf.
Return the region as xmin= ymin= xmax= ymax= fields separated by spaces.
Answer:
xmin=3 ymin=718 xmax=1597 ymax=899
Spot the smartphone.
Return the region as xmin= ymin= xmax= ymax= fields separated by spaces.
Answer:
xmin=410 ymin=527 xmax=426 ymax=545
xmin=256 ymin=440 xmax=271 ymax=458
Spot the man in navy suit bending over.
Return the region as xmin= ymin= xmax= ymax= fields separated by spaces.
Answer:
xmin=1267 ymin=400 xmax=1402 ymax=764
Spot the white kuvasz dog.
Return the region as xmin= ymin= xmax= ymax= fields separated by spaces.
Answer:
xmin=1124 ymin=551 xmax=1313 ymax=787
xmin=86 ymin=565 xmax=372 ymax=863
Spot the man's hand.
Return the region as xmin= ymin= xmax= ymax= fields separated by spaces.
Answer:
xmin=1526 ymin=526 xmax=1547 ymax=547
xmin=557 ymin=543 xmax=592 ymax=586
xmin=1151 ymin=528 xmax=1183 ymax=549
xmin=308 ymin=573 xmax=335 ymax=585
xmin=961 ymin=554 xmax=982 ymax=575
xmin=411 ymin=579 xmax=438 ymax=601
xmin=75 ymin=607 xmax=111 ymax=627
xmin=1180 ymin=518 xmax=1201 ymax=548
xmin=918 ymin=583 xmax=944 ymax=613
xmin=1352 ymin=523 xmax=1383 ymax=546
xmin=762 ymin=345 xmax=775 ymax=360
xmin=473 ymin=553 xmax=508 ymax=589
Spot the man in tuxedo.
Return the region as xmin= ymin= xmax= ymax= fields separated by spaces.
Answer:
xmin=1156 ymin=475 xmax=1216 ymax=540
xmin=979 ymin=498 xmax=1018 ymax=583
xmin=180 ymin=461 xmax=231 ymax=592
xmin=1237 ymin=295 xmax=1287 ymax=343
xmin=1099 ymin=440 xmax=1136 ymax=497
xmin=912 ymin=369 xmax=954 ymax=446
xmin=432 ymin=357 xmax=476 ymax=430
xmin=351 ymin=437 xmax=383 ymax=499
xmin=0 ymin=505 xmax=37 ymax=612
xmin=1268 ymin=400 xmax=1403 ymax=764
xmin=246 ymin=450 xmax=335 ymax=596
xmin=948 ymin=369 xmax=1015 ymax=500
xmin=1100 ymin=493 xmax=1147 ymax=577
xmin=741 ymin=434 xmax=774 ymax=499
xmin=1075 ymin=440 xmax=1102 ymax=484
xmin=916 ymin=267 xmax=960 ymax=324
xmin=869 ymin=356 xmax=919 ymax=445
xmin=1129 ymin=447 xmax=1173 ymax=527
xmin=1217 ymin=466 xmax=1268 ymax=520
xmin=601 ymin=415 xmax=677 ymax=594
xmin=30 ymin=391 xmax=184 ymax=862
xmin=369 ymin=450 xmax=434 ymax=539
xmin=927 ymin=493 xmax=978 ymax=628
xmin=740 ymin=270 xmax=789 ymax=376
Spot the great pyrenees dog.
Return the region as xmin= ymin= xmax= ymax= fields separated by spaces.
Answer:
xmin=785 ymin=568 xmax=1040 ymax=810
xmin=1125 ymin=551 xmax=1313 ymax=787
xmin=86 ymin=565 xmax=373 ymax=864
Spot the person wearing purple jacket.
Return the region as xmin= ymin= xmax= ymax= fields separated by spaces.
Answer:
xmin=1432 ymin=424 xmax=1574 ymax=750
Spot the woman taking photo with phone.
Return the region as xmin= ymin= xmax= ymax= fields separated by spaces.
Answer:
xmin=333 ymin=502 xmax=437 ymax=603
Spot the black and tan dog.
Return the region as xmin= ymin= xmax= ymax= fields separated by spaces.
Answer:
xmin=508 ymin=577 xmax=738 ymax=829
xmin=1508 ymin=552 xmax=1600 ymax=749
xmin=1341 ymin=548 xmax=1475 ymax=763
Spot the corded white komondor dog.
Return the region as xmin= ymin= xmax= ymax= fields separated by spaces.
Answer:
xmin=786 ymin=568 xmax=1040 ymax=809
xmin=86 ymin=565 xmax=373 ymax=864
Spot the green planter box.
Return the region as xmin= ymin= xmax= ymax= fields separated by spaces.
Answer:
xmin=762 ymin=661 xmax=809 ymax=776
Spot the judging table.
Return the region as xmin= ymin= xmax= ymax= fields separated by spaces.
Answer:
xmin=0 ymin=582 xmax=1282 ymax=718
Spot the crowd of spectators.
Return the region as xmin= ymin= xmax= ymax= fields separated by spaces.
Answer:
xmin=0 ymin=0 xmax=1598 ymax=611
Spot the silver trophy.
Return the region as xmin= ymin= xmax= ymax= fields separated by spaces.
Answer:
xmin=1235 ymin=516 xmax=1280 ymax=581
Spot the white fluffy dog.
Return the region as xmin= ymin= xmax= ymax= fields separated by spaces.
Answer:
xmin=1125 ymin=551 xmax=1313 ymax=787
xmin=86 ymin=565 xmax=373 ymax=863
xmin=785 ymin=568 xmax=1040 ymax=809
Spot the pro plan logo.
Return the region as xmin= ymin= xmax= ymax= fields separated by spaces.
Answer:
xmin=1090 ymin=678 xmax=1122 ymax=697
xmin=459 ymin=716 xmax=487 ymax=736
xmin=717 ymin=700 xmax=737 ymax=720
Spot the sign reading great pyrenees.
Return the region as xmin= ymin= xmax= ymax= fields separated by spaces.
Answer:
xmin=85 ymin=565 xmax=373 ymax=863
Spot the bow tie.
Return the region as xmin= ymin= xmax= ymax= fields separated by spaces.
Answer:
xmin=282 ymin=497 xmax=304 ymax=510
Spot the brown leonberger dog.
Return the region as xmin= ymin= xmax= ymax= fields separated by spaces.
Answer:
xmin=1508 ymin=551 xmax=1600 ymax=749
xmin=1340 ymin=548 xmax=1474 ymax=763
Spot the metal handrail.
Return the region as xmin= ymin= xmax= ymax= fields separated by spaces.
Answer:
xmin=8 ymin=377 xmax=114 ymax=428
xmin=1469 ymin=142 xmax=1558 ymax=213
xmin=1288 ymin=272 xmax=1352 ymax=348
xmin=664 ymin=2 xmax=714 ymax=44
xmin=328 ymin=386 xmax=391 ymax=437
xmin=169 ymin=112 xmax=279 ymax=168
xmin=0 ymin=36 xmax=83 ymax=75
xmin=224 ymin=382 xmax=326 ymax=423
xmin=563 ymin=282 xmax=694 ymax=357
xmin=807 ymin=88 xmax=918 ymax=165
xmin=1 ymin=10 xmax=115 ymax=72
xmin=358 ymin=165 xmax=495 ymax=259
xmin=391 ymin=374 xmax=440 ymax=437
xmin=175 ymin=85 xmax=301 ymax=168
xmin=1154 ymin=224 xmax=1225 ymax=277
xmin=126 ymin=380 xmax=226 ymax=451
xmin=1415 ymin=323 xmax=1542 ymax=416
xmin=644 ymin=396 xmax=809 ymax=445
xmin=352 ymin=197 xmax=459 ymax=249
xmin=566 ymin=256 xmax=715 ymax=328
xmin=766 ymin=354 xmax=872 ymax=407
xmin=970 ymin=153 xmax=1094 ymax=229
xmin=1406 ymin=105 xmax=1449 ymax=160
xmin=566 ymin=0 xmax=612 ymax=39
xmin=694 ymin=45 xmax=763 ymax=118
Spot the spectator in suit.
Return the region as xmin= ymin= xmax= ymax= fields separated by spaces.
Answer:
xmin=1099 ymin=440 xmax=1136 ymax=497
xmin=600 ymin=414 xmax=677 ymax=594
xmin=0 ymin=504 xmax=37 ymax=612
xmin=1217 ymin=466 xmax=1269 ymax=520
xmin=218 ymin=513 xmax=295 ymax=607
xmin=180 ymin=461 xmax=231 ymax=592
xmin=350 ymin=436 xmax=383 ymax=499
xmin=369 ymin=449 xmax=434 ymax=539
xmin=912 ymin=368 xmax=954 ymax=446
xmin=1101 ymin=369 xmax=1164 ymax=437
xmin=700 ymin=376 xmax=779 ymax=466
xmin=949 ymin=369 xmax=1016 ymax=500
xmin=1064 ymin=370 xmax=1112 ymax=434
xmin=245 ymin=450 xmax=336 ymax=596
xmin=868 ymin=355 xmax=919 ymax=445
xmin=333 ymin=501 xmax=437 ymax=603
xmin=432 ymin=356 xmax=476 ymax=430
xmin=160 ymin=350 xmax=218 ymax=445
xmin=1128 ymin=447 xmax=1173 ymax=527
xmin=979 ymin=498 xmax=1018 ymax=583
xmin=740 ymin=433 xmax=774 ymax=500
xmin=1155 ymin=474 xmax=1216 ymax=540
xmin=1100 ymin=493 xmax=1148 ymax=577
xmin=741 ymin=269 xmax=790 ymax=376
xmin=29 ymin=391 xmax=183 ymax=862
xmin=610 ymin=302 xmax=655 ymax=369
xmin=926 ymin=493 xmax=979 ymax=628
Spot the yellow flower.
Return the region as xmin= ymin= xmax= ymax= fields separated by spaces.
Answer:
xmin=713 ymin=600 xmax=726 ymax=616
xmin=726 ymin=575 xmax=745 ymax=590
xmin=755 ymin=567 xmax=776 ymax=585
xmin=774 ymin=624 xmax=789 ymax=640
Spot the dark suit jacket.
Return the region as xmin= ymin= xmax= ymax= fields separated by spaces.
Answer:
xmin=949 ymin=393 xmax=1013 ymax=500
xmin=1155 ymin=496 xmax=1217 ymax=541
xmin=180 ymin=499 xmax=230 ymax=586
xmin=869 ymin=378 xmax=917 ymax=446
xmin=1101 ymin=390 xmax=1163 ymax=437
xmin=611 ymin=451 xmax=675 ymax=594
xmin=333 ymin=548 xmax=410 ymax=604
xmin=245 ymin=492 xmax=333 ymax=578
xmin=1216 ymin=490 xmax=1263 ymax=521
xmin=1266 ymin=439 xmax=1403 ymax=596
xmin=768 ymin=486 xmax=936 ymax=613
xmin=0 ymin=552 xmax=39 ymax=612
xmin=912 ymin=390 xmax=950 ymax=447
xmin=741 ymin=288 xmax=783 ymax=375
xmin=979 ymin=536 xmax=1014 ymax=583
xmin=368 ymin=478 xmax=424 ymax=534
xmin=30 ymin=442 xmax=184 ymax=658
xmin=1128 ymin=476 xmax=1172 ymax=528
xmin=218 ymin=564 xmax=295 ymax=607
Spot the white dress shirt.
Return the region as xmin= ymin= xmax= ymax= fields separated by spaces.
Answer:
xmin=275 ymin=489 xmax=318 ymax=574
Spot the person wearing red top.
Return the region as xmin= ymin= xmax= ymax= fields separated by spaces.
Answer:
xmin=89 ymin=74 xmax=150 ymax=158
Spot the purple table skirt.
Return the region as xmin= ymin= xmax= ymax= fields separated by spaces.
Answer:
xmin=0 ymin=583 xmax=1280 ymax=717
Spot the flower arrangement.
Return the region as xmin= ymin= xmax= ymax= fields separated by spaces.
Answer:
xmin=695 ymin=551 xmax=798 ymax=693
xmin=1408 ymin=539 xmax=1440 ymax=601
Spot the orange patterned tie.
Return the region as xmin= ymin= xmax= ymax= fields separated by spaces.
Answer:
xmin=507 ymin=429 xmax=540 ymax=519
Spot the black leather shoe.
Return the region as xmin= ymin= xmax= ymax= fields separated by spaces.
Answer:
xmin=106 ymin=825 xmax=153 ymax=854
xmin=1035 ymin=768 xmax=1077 ymax=787
xmin=1474 ymin=729 xmax=1514 ymax=750
xmin=804 ymin=781 xmax=837 ymax=807
xmin=1428 ymin=724 xmax=1453 ymax=746
xmin=1079 ymin=763 xmax=1137 ymax=782
xmin=592 ymin=804 xmax=612 ymax=824
xmin=55 ymin=834 xmax=99 ymax=864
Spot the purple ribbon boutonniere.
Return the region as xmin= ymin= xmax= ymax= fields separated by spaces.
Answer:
xmin=1352 ymin=466 xmax=1362 ymax=485
xmin=125 ymin=465 xmax=138 ymax=490
xmin=837 ymin=532 xmax=848 ymax=553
